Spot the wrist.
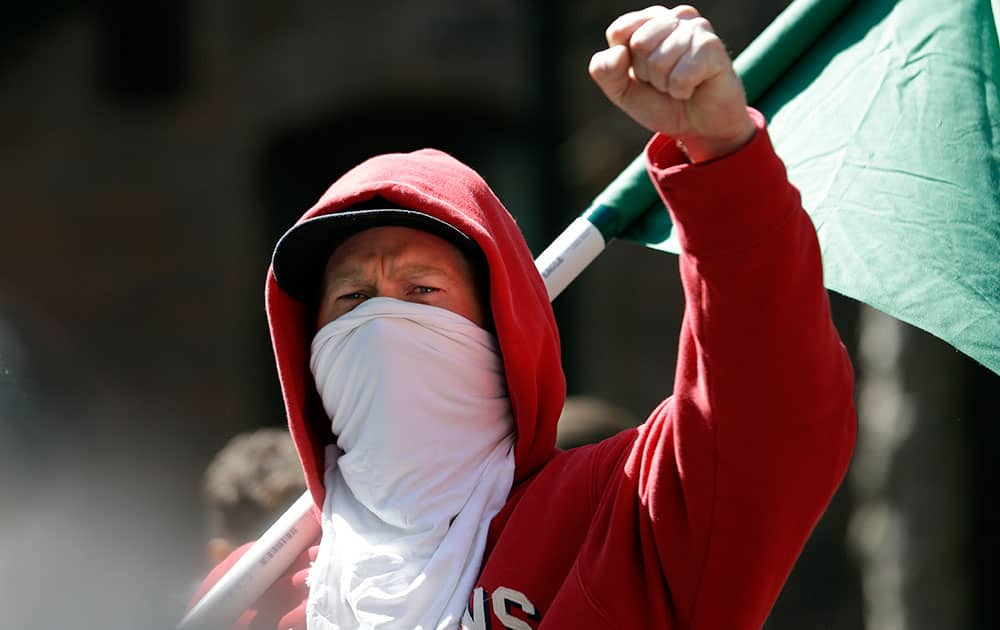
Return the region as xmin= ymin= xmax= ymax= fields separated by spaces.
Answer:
xmin=676 ymin=117 xmax=757 ymax=163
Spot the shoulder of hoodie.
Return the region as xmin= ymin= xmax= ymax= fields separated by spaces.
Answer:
xmin=516 ymin=428 xmax=639 ymax=511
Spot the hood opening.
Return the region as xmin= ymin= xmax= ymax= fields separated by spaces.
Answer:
xmin=265 ymin=149 xmax=566 ymax=509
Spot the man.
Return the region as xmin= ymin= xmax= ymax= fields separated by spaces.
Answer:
xmin=194 ymin=5 xmax=856 ymax=628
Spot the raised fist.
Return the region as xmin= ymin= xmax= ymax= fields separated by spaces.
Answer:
xmin=589 ymin=5 xmax=755 ymax=162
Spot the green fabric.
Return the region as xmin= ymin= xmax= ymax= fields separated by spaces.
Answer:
xmin=760 ymin=0 xmax=1000 ymax=375
xmin=604 ymin=0 xmax=1000 ymax=375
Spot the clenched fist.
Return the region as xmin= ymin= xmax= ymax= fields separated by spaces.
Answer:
xmin=589 ymin=5 xmax=755 ymax=162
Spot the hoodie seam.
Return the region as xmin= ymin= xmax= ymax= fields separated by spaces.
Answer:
xmin=576 ymin=435 xmax=631 ymax=623
xmin=683 ymin=275 xmax=720 ymax=628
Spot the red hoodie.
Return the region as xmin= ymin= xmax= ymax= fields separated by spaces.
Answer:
xmin=194 ymin=110 xmax=857 ymax=629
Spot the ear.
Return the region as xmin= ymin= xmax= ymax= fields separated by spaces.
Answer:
xmin=207 ymin=537 xmax=236 ymax=564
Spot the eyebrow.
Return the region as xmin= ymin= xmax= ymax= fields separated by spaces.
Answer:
xmin=396 ymin=264 xmax=455 ymax=281
xmin=326 ymin=262 xmax=456 ymax=288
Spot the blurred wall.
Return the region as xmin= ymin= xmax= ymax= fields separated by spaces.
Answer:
xmin=6 ymin=2 xmax=993 ymax=630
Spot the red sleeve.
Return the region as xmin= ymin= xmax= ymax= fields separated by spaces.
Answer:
xmin=634 ymin=108 xmax=857 ymax=627
xmin=188 ymin=542 xmax=315 ymax=630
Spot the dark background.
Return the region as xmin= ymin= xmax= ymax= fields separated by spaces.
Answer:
xmin=0 ymin=1 xmax=995 ymax=628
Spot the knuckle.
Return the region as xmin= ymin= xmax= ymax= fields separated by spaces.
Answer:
xmin=672 ymin=5 xmax=701 ymax=19
xmin=632 ymin=62 xmax=650 ymax=83
xmin=669 ymin=75 xmax=696 ymax=98
xmin=649 ymin=71 xmax=670 ymax=93
xmin=670 ymin=62 xmax=701 ymax=92
xmin=647 ymin=51 xmax=673 ymax=76
xmin=671 ymin=68 xmax=696 ymax=89
xmin=690 ymin=16 xmax=713 ymax=32
xmin=629 ymin=31 xmax=657 ymax=56
xmin=588 ymin=57 xmax=601 ymax=77
xmin=691 ymin=31 xmax=725 ymax=59
xmin=629 ymin=19 xmax=673 ymax=56
xmin=605 ymin=12 xmax=633 ymax=43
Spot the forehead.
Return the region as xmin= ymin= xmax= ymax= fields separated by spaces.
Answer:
xmin=322 ymin=225 xmax=473 ymax=277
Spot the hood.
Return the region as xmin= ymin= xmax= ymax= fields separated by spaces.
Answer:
xmin=265 ymin=148 xmax=566 ymax=509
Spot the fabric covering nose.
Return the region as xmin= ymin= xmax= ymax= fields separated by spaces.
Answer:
xmin=305 ymin=297 xmax=516 ymax=629
xmin=309 ymin=298 xmax=512 ymax=522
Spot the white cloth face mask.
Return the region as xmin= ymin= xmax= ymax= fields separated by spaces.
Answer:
xmin=306 ymin=297 xmax=515 ymax=630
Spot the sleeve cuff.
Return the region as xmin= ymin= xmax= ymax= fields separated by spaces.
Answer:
xmin=643 ymin=108 xmax=800 ymax=256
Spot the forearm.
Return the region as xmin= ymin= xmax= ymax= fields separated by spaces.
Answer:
xmin=648 ymin=108 xmax=854 ymax=454
xmin=646 ymin=108 xmax=856 ymax=625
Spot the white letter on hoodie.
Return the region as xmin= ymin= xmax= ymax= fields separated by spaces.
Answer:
xmin=492 ymin=587 xmax=535 ymax=630
xmin=462 ymin=587 xmax=489 ymax=630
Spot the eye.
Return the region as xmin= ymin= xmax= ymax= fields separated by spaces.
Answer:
xmin=339 ymin=291 xmax=369 ymax=301
xmin=412 ymin=286 xmax=439 ymax=295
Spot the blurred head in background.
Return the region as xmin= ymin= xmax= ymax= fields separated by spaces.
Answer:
xmin=202 ymin=427 xmax=306 ymax=564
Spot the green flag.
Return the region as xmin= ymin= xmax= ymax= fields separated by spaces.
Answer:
xmin=599 ymin=0 xmax=1000 ymax=375
xmin=760 ymin=0 xmax=1000 ymax=375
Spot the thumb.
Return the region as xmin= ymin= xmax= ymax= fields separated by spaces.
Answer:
xmin=588 ymin=45 xmax=631 ymax=104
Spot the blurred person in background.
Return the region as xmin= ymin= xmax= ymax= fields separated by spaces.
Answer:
xmin=202 ymin=427 xmax=307 ymax=565
xmin=556 ymin=395 xmax=640 ymax=450
xmin=192 ymin=5 xmax=856 ymax=628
